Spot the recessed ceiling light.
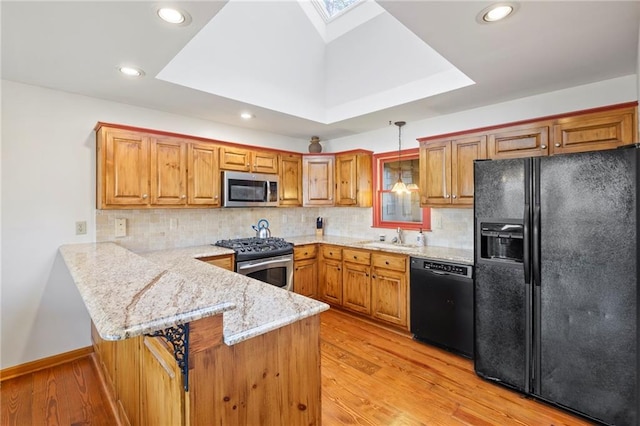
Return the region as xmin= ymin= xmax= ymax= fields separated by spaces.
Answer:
xmin=477 ymin=3 xmax=518 ymax=23
xmin=157 ymin=7 xmax=191 ymax=25
xmin=118 ymin=66 xmax=145 ymax=77
xmin=240 ymin=112 xmax=253 ymax=120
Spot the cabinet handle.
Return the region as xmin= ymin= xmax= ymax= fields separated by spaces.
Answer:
xmin=353 ymin=255 xmax=357 ymax=259
xmin=452 ymin=194 xmax=457 ymax=199
xmin=304 ymin=252 xmax=308 ymax=256
xmin=181 ymin=195 xmax=186 ymax=199
xmin=445 ymin=194 xmax=450 ymax=199
xmin=142 ymin=194 xmax=148 ymax=199
xmin=385 ymin=261 xmax=389 ymax=265
xmin=541 ymin=144 xmax=547 ymax=149
xmin=337 ymin=267 xmax=341 ymax=271
xmin=555 ymin=143 xmax=561 ymax=147
xmin=372 ymin=275 xmax=377 ymax=279
xmin=214 ymin=195 xmax=219 ymax=199
xmin=246 ymin=163 xmax=251 ymax=167
xmin=366 ymin=273 xmax=369 ymax=277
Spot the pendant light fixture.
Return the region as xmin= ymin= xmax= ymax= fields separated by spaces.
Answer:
xmin=391 ymin=121 xmax=410 ymax=194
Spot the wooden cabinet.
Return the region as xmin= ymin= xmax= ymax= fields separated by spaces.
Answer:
xmin=279 ymin=153 xmax=303 ymax=206
xmin=115 ymin=336 xmax=141 ymax=426
xmin=488 ymin=124 xmax=551 ymax=159
xmin=293 ymin=245 xmax=318 ymax=297
xmin=371 ymin=252 xmax=408 ymax=327
xmin=197 ymin=254 xmax=234 ymax=270
xmin=551 ymin=106 xmax=637 ymax=155
xmin=97 ymin=124 xmax=221 ymax=209
xmin=319 ymin=245 xmax=342 ymax=304
xmin=303 ymin=155 xmax=335 ymax=206
xmin=419 ymin=136 xmax=487 ymax=207
xmin=335 ymin=152 xmax=373 ymax=207
xmin=98 ymin=127 xmax=150 ymax=208
xmin=140 ymin=336 xmax=185 ymax=426
xmin=219 ymin=146 xmax=278 ymax=174
xmin=188 ymin=142 xmax=221 ymax=206
xmin=342 ymin=249 xmax=372 ymax=315
xmin=150 ymin=137 xmax=187 ymax=206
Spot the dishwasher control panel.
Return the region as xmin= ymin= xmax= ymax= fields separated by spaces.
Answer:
xmin=410 ymin=258 xmax=473 ymax=279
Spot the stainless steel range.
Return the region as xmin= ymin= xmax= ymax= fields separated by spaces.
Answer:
xmin=214 ymin=237 xmax=294 ymax=291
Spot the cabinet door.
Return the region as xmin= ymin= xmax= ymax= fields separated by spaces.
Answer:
xmin=552 ymin=107 xmax=637 ymax=155
xmin=101 ymin=128 xmax=150 ymax=207
xmin=219 ymin=146 xmax=251 ymax=171
xmin=279 ymin=153 xmax=303 ymax=206
xmin=419 ymin=140 xmax=451 ymax=206
xmin=303 ymin=156 xmax=335 ymax=206
xmin=335 ymin=154 xmax=358 ymax=206
xmin=252 ymin=151 xmax=279 ymax=174
xmin=150 ymin=138 xmax=187 ymax=206
xmin=140 ymin=336 xmax=185 ymax=426
xmin=372 ymin=267 xmax=408 ymax=328
xmin=319 ymin=258 xmax=342 ymax=305
xmin=188 ymin=143 xmax=220 ymax=206
xmin=294 ymin=258 xmax=318 ymax=298
xmin=115 ymin=336 xmax=141 ymax=426
xmin=451 ymin=135 xmax=486 ymax=206
xmin=488 ymin=125 xmax=550 ymax=159
xmin=342 ymin=262 xmax=371 ymax=315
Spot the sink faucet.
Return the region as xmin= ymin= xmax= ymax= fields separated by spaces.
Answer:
xmin=396 ymin=227 xmax=403 ymax=245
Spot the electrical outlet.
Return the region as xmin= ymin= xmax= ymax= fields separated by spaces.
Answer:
xmin=115 ymin=218 xmax=127 ymax=237
xmin=75 ymin=221 xmax=87 ymax=235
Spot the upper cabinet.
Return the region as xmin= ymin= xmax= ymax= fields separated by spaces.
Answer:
xmin=97 ymin=124 xmax=221 ymax=209
xmin=487 ymin=124 xmax=551 ymax=159
xmin=419 ymin=136 xmax=487 ymax=207
xmin=219 ymin=146 xmax=278 ymax=174
xmin=335 ymin=152 xmax=373 ymax=207
xmin=551 ymin=106 xmax=636 ymax=155
xmin=279 ymin=153 xmax=303 ymax=207
xmin=303 ymin=155 xmax=335 ymax=206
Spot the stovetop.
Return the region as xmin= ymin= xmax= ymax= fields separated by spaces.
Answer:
xmin=214 ymin=237 xmax=293 ymax=261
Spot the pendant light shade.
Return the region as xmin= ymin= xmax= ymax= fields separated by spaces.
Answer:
xmin=391 ymin=121 xmax=413 ymax=194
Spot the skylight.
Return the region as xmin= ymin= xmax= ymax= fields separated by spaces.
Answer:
xmin=313 ymin=0 xmax=363 ymax=22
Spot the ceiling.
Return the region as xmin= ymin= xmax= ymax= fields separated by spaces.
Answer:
xmin=2 ymin=1 xmax=639 ymax=140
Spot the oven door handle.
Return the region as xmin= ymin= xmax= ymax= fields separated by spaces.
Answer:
xmin=237 ymin=259 xmax=287 ymax=271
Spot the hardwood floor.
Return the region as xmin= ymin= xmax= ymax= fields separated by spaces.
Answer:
xmin=1 ymin=309 xmax=594 ymax=425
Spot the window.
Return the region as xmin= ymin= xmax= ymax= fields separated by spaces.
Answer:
xmin=312 ymin=0 xmax=363 ymax=22
xmin=373 ymin=149 xmax=430 ymax=230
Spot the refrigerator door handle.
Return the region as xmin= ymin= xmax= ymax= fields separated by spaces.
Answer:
xmin=523 ymin=204 xmax=530 ymax=284
xmin=532 ymin=158 xmax=541 ymax=287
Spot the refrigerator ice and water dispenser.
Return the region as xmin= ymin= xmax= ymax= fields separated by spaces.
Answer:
xmin=479 ymin=222 xmax=524 ymax=263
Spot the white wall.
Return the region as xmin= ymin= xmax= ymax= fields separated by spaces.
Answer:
xmin=2 ymin=74 xmax=638 ymax=370
xmin=0 ymin=80 xmax=305 ymax=369
xmin=324 ymin=75 xmax=638 ymax=153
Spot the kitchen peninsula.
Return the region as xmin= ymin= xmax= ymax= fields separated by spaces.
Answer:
xmin=59 ymin=242 xmax=328 ymax=426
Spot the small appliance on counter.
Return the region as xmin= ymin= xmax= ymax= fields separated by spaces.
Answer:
xmin=315 ymin=217 xmax=324 ymax=237
xmin=252 ymin=219 xmax=271 ymax=238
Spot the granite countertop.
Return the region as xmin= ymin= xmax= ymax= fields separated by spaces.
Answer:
xmin=286 ymin=235 xmax=474 ymax=264
xmin=59 ymin=243 xmax=329 ymax=346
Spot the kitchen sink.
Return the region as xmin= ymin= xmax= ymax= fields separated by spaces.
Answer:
xmin=362 ymin=242 xmax=418 ymax=252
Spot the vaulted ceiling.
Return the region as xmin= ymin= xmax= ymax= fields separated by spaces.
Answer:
xmin=2 ymin=1 xmax=639 ymax=139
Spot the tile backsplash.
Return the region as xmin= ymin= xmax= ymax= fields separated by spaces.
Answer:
xmin=96 ymin=207 xmax=474 ymax=252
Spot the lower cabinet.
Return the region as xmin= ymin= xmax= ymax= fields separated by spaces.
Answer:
xmin=293 ymin=245 xmax=318 ymax=297
xmin=197 ymin=254 xmax=234 ymax=271
xmin=371 ymin=252 xmax=408 ymax=328
xmin=318 ymin=245 xmax=343 ymax=305
xmin=313 ymin=244 xmax=409 ymax=329
xmin=140 ymin=336 xmax=185 ymax=426
xmin=342 ymin=249 xmax=372 ymax=315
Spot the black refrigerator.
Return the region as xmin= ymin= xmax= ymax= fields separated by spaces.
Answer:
xmin=474 ymin=146 xmax=639 ymax=425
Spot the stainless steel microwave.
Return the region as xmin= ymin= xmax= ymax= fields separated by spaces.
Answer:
xmin=222 ymin=171 xmax=279 ymax=207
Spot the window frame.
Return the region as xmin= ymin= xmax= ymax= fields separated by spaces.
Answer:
xmin=372 ymin=148 xmax=431 ymax=231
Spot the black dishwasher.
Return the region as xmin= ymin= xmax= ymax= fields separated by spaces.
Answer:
xmin=410 ymin=257 xmax=474 ymax=358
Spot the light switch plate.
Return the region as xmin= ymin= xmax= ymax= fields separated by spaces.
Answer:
xmin=115 ymin=218 xmax=127 ymax=237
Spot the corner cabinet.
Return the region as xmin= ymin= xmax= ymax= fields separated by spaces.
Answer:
xmin=303 ymin=155 xmax=335 ymax=206
xmin=419 ymin=136 xmax=487 ymax=208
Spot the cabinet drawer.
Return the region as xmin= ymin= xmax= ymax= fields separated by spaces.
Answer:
xmin=321 ymin=245 xmax=342 ymax=261
xmin=372 ymin=253 xmax=407 ymax=272
xmin=343 ymin=249 xmax=371 ymax=265
xmin=294 ymin=244 xmax=318 ymax=261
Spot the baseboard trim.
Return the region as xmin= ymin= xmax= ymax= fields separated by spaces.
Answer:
xmin=0 ymin=346 xmax=94 ymax=382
